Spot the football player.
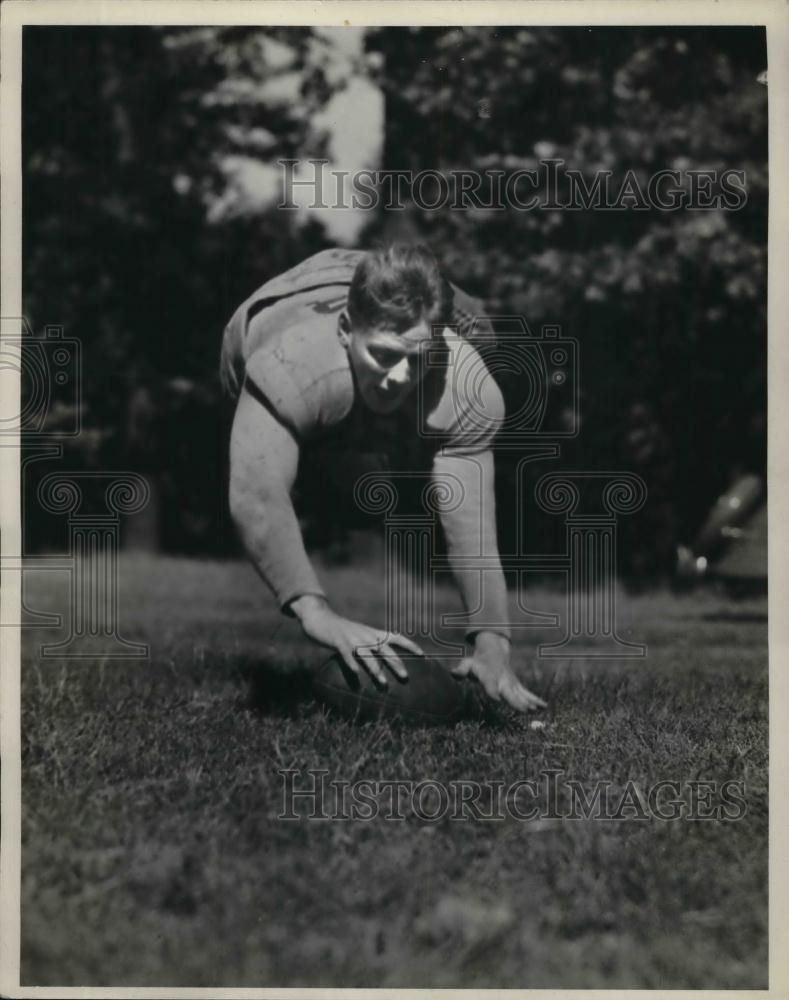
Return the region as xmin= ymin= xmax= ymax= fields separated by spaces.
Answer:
xmin=223 ymin=243 xmax=546 ymax=712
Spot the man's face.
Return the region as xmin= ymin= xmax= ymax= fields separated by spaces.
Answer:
xmin=342 ymin=315 xmax=436 ymax=415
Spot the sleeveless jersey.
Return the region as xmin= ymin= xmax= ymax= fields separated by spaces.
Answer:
xmin=220 ymin=248 xmax=502 ymax=458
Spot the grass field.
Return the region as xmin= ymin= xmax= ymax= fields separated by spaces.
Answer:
xmin=19 ymin=553 xmax=767 ymax=988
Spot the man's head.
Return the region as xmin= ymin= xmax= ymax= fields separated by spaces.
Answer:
xmin=338 ymin=244 xmax=454 ymax=414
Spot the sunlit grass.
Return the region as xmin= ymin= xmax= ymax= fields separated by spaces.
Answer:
xmin=20 ymin=554 xmax=767 ymax=987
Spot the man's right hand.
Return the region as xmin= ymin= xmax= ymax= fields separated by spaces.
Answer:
xmin=289 ymin=595 xmax=422 ymax=688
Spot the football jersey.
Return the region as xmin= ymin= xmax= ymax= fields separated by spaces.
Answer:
xmin=220 ymin=248 xmax=503 ymax=458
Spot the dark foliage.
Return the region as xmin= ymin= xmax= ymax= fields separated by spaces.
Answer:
xmin=21 ymin=27 xmax=767 ymax=579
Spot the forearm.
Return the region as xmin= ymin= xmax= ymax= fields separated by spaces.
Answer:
xmin=231 ymin=487 xmax=325 ymax=611
xmin=450 ymin=564 xmax=511 ymax=643
xmin=433 ymin=450 xmax=511 ymax=641
xmin=229 ymin=386 xmax=325 ymax=613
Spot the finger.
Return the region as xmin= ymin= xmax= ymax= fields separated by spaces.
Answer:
xmin=353 ymin=644 xmax=389 ymax=688
xmin=377 ymin=644 xmax=408 ymax=681
xmin=451 ymin=658 xmax=474 ymax=678
xmin=505 ymin=687 xmax=534 ymax=713
xmin=337 ymin=646 xmax=362 ymax=680
xmin=520 ymin=684 xmax=548 ymax=709
xmin=386 ymin=633 xmax=423 ymax=657
xmin=498 ymin=678 xmax=528 ymax=713
xmin=456 ymin=661 xmax=500 ymax=699
xmin=478 ymin=673 xmax=502 ymax=702
xmin=502 ymin=678 xmax=546 ymax=713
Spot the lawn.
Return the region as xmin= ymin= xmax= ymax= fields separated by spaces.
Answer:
xmin=19 ymin=553 xmax=768 ymax=988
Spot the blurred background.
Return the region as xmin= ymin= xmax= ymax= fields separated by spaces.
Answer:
xmin=21 ymin=25 xmax=767 ymax=585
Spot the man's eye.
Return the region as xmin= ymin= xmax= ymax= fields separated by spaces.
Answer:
xmin=370 ymin=349 xmax=401 ymax=367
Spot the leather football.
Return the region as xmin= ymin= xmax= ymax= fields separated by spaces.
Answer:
xmin=312 ymin=651 xmax=467 ymax=725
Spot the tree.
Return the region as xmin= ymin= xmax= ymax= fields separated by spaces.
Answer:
xmin=22 ymin=26 xmax=342 ymax=551
xmin=366 ymin=26 xmax=767 ymax=578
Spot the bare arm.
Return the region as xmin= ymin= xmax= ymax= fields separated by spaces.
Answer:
xmin=432 ymin=448 xmax=510 ymax=642
xmin=229 ymin=383 xmax=325 ymax=609
xmin=431 ymin=448 xmax=546 ymax=713
xmin=229 ymin=385 xmax=420 ymax=683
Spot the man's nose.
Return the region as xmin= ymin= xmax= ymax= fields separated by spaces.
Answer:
xmin=385 ymin=357 xmax=410 ymax=386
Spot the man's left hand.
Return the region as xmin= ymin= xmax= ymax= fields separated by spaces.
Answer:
xmin=452 ymin=631 xmax=547 ymax=713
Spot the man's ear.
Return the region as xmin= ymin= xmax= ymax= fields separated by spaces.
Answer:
xmin=337 ymin=309 xmax=352 ymax=348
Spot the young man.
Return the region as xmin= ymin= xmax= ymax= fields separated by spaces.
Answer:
xmin=222 ymin=244 xmax=545 ymax=712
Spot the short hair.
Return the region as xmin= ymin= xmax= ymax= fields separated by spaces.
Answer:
xmin=347 ymin=244 xmax=455 ymax=334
